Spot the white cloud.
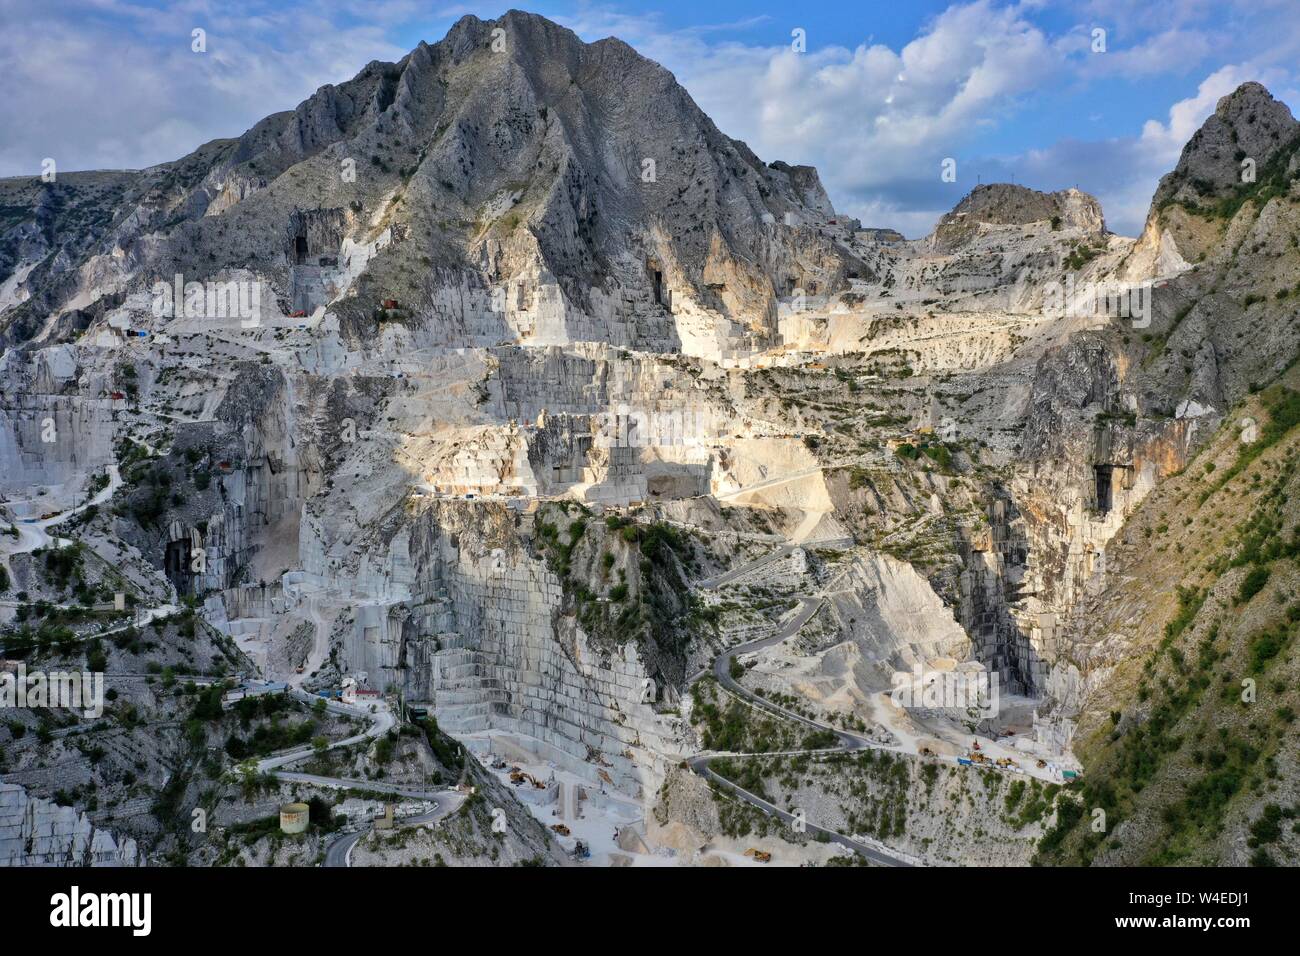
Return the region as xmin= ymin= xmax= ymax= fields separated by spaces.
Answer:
xmin=1138 ymin=64 xmax=1259 ymax=164
xmin=980 ymin=60 xmax=1294 ymax=237
xmin=1078 ymin=27 xmax=1212 ymax=78
xmin=590 ymin=0 xmax=1062 ymax=237
xmin=613 ymin=2 xmax=1299 ymax=237
xmin=2 ymin=0 xmax=1298 ymax=244
xmin=0 ymin=0 xmax=406 ymax=176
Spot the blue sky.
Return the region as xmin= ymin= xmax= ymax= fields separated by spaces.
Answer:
xmin=3 ymin=0 xmax=1299 ymax=236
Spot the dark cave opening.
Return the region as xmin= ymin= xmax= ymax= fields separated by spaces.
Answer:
xmin=1094 ymin=464 xmax=1114 ymax=514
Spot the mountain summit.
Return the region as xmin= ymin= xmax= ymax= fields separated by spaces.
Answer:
xmin=1 ymin=9 xmax=866 ymax=357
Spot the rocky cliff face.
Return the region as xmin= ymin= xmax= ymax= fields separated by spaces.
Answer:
xmin=1036 ymin=378 xmax=1300 ymax=865
xmin=0 ymin=783 xmax=141 ymax=866
xmin=1014 ymin=85 xmax=1300 ymax=866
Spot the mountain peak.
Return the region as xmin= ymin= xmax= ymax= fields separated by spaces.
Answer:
xmin=930 ymin=183 xmax=1104 ymax=252
xmin=0 ymin=7 xmax=864 ymax=354
xmin=1153 ymin=80 xmax=1298 ymax=209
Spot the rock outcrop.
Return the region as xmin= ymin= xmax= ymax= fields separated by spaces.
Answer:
xmin=931 ymin=184 xmax=1106 ymax=253
xmin=0 ymin=783 xmax=141 ymax=866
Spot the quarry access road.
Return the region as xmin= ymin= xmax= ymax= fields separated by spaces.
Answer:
xmin=258 ymin=691 xmax=465 ymax=868
xmin=277 ymin=770 xmax=456 ymax=801
xmin=0 ymin=464 xmax=123 ymax=559
xmin=323 ymin=793 xmax=464 ymax=868
xmin=686 ymin=754 xmax=910 ymax=867
xmin=255 ymin=692 xmax=396 ymax=772
xmin=688 ymin=582 xmax=911 ymax=866
xmin=710 ymin=598 xmax=879 ymax=752
xmin=0 ymin=602 xmax=179 ymax=655
xmin=280 ymin=590 xmax=335 ymax=689
xmin=697 ymin=546 xmax=795 ymax=590
xmin=713 ymin=453 xmax=880 ymax=504
xmin=696 ymin=515 xmax=857 ymax=590
xmin=239 ymin=684 xmax=462 ymax=866
xmin=324 ymin=828 xmax=364 ymax=868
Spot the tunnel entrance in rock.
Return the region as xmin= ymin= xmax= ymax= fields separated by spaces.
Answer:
xmin=164 ymin=538 xmax=192 ymax=593
xmin=652 ymin=269 xmax=664 ymax=306
xmin=293 ymin=235 xmax=309 ymax=265
xmin=1094 ymin=464 xmax=1114 ymax=514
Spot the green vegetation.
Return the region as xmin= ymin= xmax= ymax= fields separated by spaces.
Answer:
xmin=1063 ymin=242 xmax=1101 ymax=271
xmin=538 ymin=505 xmax=706 ymax=669
xmin=418 ymin=715 xmax=465 ymax=774
xmin=894 ymin=440 xmax=955 ymax=473
xmin=1198 ymin=387 xmax=1300 ymax=505
xmin=1038 ymin=384 xmax=1300 ymax=865
xmin=690 ymin=678 xmax=804 ymax=753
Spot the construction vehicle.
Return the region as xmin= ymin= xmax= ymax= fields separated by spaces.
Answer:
xmin=550 ymin=824 xmax=571 ymax=837
xmin=743 ymin=848 xmax=772 ymax=864
xmin=288 ymin=310 xmax=307 ymax=318
xmin=509 ymin=770 xmax=546 ymax=789
xmin=573 ymin=840 xmax=590 ymax=860
xmin=1036 ymin=759 xmax=1047 ymax=769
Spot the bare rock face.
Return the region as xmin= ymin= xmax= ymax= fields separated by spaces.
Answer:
xmin=0 ymin=783 xmax=141 ymax=866
xmin=846 ymin=181 xmax=1119 ymax=315
xmin=1154 ymin=82 xmax=1298 ymax=208
xmin=1 ymin=10 xmax=868 ymax=360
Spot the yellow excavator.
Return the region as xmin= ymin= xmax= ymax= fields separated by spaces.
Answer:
xmin=509 ymin=770 xmax=546 ymax=789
